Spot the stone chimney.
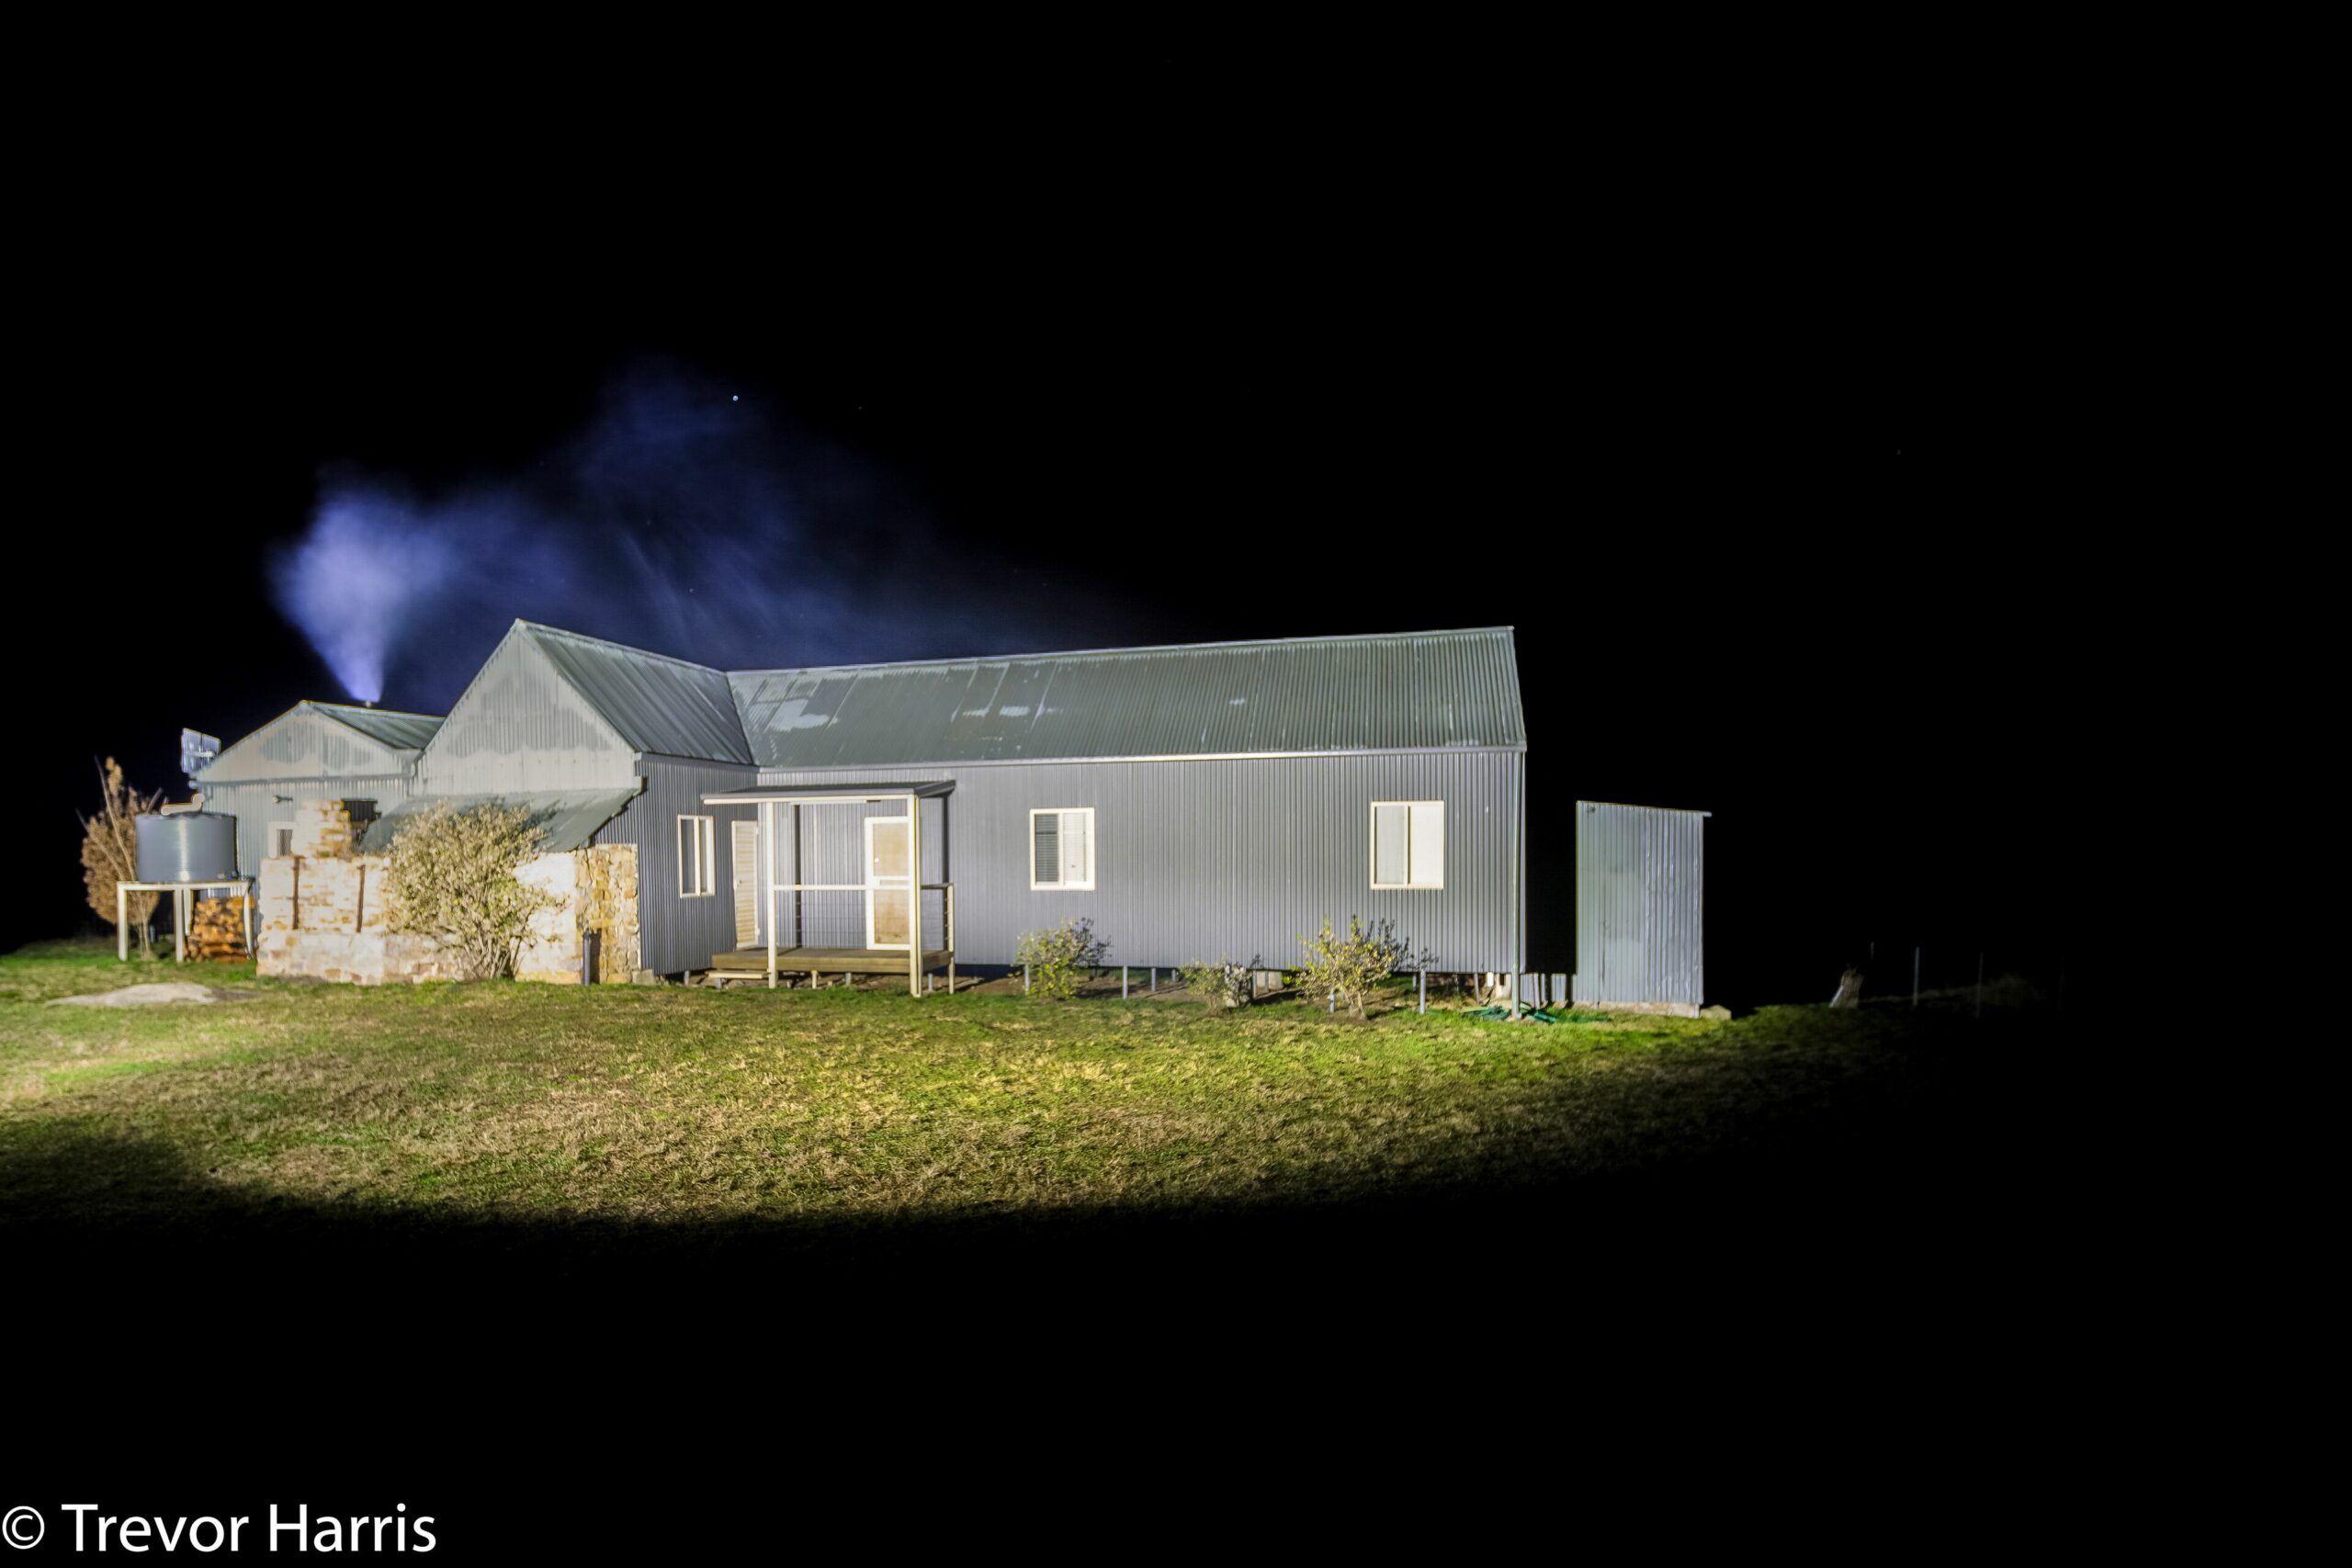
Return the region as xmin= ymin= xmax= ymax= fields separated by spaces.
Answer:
xmin=289 ymin=797 xmax=380 ymax=860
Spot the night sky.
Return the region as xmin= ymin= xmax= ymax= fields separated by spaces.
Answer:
xmin=15 ymin=101 xmax=2094 ymax=1008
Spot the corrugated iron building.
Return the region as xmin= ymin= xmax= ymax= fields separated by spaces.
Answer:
xmin=199 ymin=622 xmax=1536 ymax=981
xmin=1573 ymin=800 xmax=1706 ymax=1010
xmin=728 ymin=629 xmax=1528 ymax=973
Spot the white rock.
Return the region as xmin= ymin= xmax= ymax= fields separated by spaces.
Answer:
xmin=48 ymin=982 xmax=235 ymax=1008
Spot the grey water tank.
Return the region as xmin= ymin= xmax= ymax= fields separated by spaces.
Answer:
xmin=134 ymin=812 xmax=240 ymax=883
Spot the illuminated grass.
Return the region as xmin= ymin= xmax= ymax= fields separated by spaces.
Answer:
xmin=0 ymin=940 xmax=1945 ymax=1232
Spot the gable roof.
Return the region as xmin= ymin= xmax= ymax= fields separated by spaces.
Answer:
xmin=306 ymin=703 xmax=443 ymax=751
xmin=513 ymin=622 xmax=752 ymax=764
xmin=197 ymin=700 xmax=442 ymax=784
xmin=726 ymin=627 xmax=1522 ymax=769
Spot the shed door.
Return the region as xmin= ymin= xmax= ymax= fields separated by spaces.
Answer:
xmin=865 ymin=816 xmax=912 ymax=950
xmin=732 ymin=820 xmax=760 ymax=948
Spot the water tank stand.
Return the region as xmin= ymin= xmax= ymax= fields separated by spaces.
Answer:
xmin=116 ymin=879 xmax=254 ymax=964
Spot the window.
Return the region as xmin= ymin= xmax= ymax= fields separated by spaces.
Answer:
xmin=1371 ymin=801 xmax=1444 ymax=889
xmin=1029 ymin=807 xmax=1096 ymax=890
xmin=270 ymin=823 xmax=295 ymax=859
xmin=678 ymin=815 xmax=716 ymax=897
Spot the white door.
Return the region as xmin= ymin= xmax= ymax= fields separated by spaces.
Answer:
xmin=732 ymin=820 xmax=760 ymax=948
xmin=865 ymin=816 xmax=912 ymax=950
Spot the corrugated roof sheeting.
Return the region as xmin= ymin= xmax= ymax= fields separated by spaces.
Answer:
xmin=310 ymin=704 xmax=443 ymax=750
xmin=728 ymin=627 xmax=1523 ymax=768
xmin=520 ymin=623 xmax=752 ymax=764
xmin=706 ymin=780 xmax=956 ymax=802
xmin=358 ymin=787 xmax=643 ymax=854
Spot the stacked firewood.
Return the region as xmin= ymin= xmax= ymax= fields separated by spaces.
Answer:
xmin=189 ymin=896 xmax=252 ymax=961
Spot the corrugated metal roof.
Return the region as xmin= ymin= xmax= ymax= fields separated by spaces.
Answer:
xmin=727 ymin=627 xmax=1522 ymax=769
xmin=308 ymin=703 xmax=443 ymax=751
xmin=704 ymin=780 xmax=956 ymax=803
xmin=516 ymin=623 xmax=752 ymax=764
xmin=357 ymin=787 xmax=643 ymax=854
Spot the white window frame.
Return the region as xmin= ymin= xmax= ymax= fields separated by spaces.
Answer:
xmin=1370 ymin=800 xmax=1446 ymax=890
xmin=269 ymin=822 xmax=295 ymax=859
xmin=1029 ymin=807 xmax=1097 ymax=891
xmin=678 ymin=814 xmax=716 ymax=898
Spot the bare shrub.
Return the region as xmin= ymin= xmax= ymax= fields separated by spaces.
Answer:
xmin=1295 ymin=916 xmax=1416 ymax=1019
xmin=384 ymin=802 xmax=560 ymax=980
xmin=1015 ymin=918 xmax=1105 ymax=1000
xmin=81 ymin=758 xmax=163 ymax=953
xmin=1179 ymin=956 xmax=1261 ymax=1010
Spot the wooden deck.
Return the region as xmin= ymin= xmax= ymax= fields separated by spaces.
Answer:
xmin=708 ymin=947 xmax=954 ymax=976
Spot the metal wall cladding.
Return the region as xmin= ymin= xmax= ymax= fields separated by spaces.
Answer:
xmin=1573 ymin=802 xmax=1705 ymax=1007
xmin=593 ymin=758 xmax=761 ymax=975
xmin=729 ymin=628 xmax=1525 ymax=770
xmin=134 ymin=812 xmax=241 ymax=883
xmin=201 ymin=778 xmax=414 ymax=875
xmin=199 ymin=705 xmax=430 ymax=784
xmin=752 ymin=751 xmax=1523 ymax=972
xmin=420 ymin=630 xmax=639 ymax=795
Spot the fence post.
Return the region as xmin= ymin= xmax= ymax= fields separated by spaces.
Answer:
xmin=1122 ymin=965 xmax=1129 ymax=998
xmin=1419 ymin=970 xmax=1427 ymax=1016
xmin=1329 ymin=989 xmax=1336 ymax=1014
xmin=1913 ymin=947 xmax=1920 ymax=1009
xmin=1023 ymin=963 xmax=1031 ymax=995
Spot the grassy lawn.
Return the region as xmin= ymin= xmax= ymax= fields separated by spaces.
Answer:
xmin=0 ymin=939 xmax=2014 ymax=1289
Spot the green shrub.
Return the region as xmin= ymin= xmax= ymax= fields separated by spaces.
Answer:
xmin=384 ymin=802 xmax=560 ymax=980
xmin=1178 ymin=956 xmax=1261 ymax=1010
xmin=1295 ymin=916 xmax=1414 ymax=1019
xmin=1015 ymin=918 xmax=1105 ymax=1000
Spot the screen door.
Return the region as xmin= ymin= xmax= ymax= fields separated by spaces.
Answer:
xmin=865 ymin=816 xmax=912 ymax=950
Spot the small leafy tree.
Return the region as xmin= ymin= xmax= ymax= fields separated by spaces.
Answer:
xmin=80 ymin=757 xmax=164 ymax=953
xmin=384 ymin=802 xmax=560 ymax=980
xmin=1179 ymin=955 xmax=1261 ymax=1010
xmin=1295 ymin=916 xmax=1415 ymax=1019
xmin=1015 ymin=918 xmax=1105 ymax=1000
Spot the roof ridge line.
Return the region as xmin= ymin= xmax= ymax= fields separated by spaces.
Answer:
xmin=305 ymin=701 xmax=444 ymax=720
xmin=726 ymin=626 xmax=1517 ymax=680
xmin=514 ymin=619 xmax=729 ymax=677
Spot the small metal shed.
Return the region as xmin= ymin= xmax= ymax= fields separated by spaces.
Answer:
xmin=1573 ymin=800 xmax=1707 ymax=1011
